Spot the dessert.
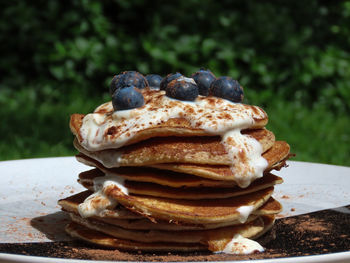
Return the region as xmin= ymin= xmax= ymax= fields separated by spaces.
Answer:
xmin=59 ymin=70 xmax=290 ymax=255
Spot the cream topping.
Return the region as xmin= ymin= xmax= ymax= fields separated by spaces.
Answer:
xmin=78 ymin=174 xmax=128 ymax=218
xmin=78 ymin=89 xmax=268 ymax=187
xmin=221 ymin=234 xmax=264 ymax=254
xmin=236 ymin=205 xmax=255 ymax=223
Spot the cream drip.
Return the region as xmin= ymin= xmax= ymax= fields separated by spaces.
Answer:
xmin=78 ymin=89 xmax=268 ymax=187
xmin=221 ymin=234 xmax=264 ymax=254
xmin=78 ymin=174 xmax=128 ymax=218
xmin=236 ymin=205 xmax=254 ymax=223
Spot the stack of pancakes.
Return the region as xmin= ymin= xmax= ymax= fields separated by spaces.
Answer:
xmin=59 ymin=89 xmax=290 ymax=254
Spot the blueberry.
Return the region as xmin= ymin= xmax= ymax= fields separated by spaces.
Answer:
xmin=191 ymin=69 xmax=216 ymax=96
xmin=209 ymin=76 xmax=244 ymax=102
xmin=110 ymin=74 xmax=122 ymax=95
xmin=112 ymin=86 xmax=145 ymax=111
xmin=145 ymin=74 xmax=162 ymax=89
xmin=159 ymin=72 xmax=182 ymax=90
xmin=110 ymin=71 xmax=148 ymax=95
xmin=166 ymin=77 xmax=199 ymax=101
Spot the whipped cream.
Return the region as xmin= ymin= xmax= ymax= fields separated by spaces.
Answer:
xmin=237 ymin=205 xmax=254 ymax=223
xmin=78 ymin=174 xmax=128 ymax=218
xmin=221 ymin=234 xmax=264 ymax=254
xmin=78 ymin=89 xmax=268 ymax=187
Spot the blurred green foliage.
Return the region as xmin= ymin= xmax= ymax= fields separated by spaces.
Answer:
xmin=0 ymin=0 xmax=349 ymax=165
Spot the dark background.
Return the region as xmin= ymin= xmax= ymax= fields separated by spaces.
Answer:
xmin=1 ymin=0 xmax=349 ymax=165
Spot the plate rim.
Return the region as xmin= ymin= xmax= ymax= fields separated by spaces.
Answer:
xmin=0 ymin=250 xmax=350 ymax=263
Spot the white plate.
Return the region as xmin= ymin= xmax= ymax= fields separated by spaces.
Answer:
xmin=0 ymin=158 xmax=349 ymax=262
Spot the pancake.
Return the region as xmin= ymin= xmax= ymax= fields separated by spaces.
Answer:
xmin=95 ymin=214 xmax=259 ymax=231
xmin=66 ymin=222 xmax=207 ymax=251
xmin=70 ymin=89 xmax=268 ymax=151
xmin=260 ymin=141 xmax=292 ymax=171
xmin=252 ymin=215 xmax=275 ymax=238
xmin=99 ymin=186 xmax=274 ymax=224
xmin=69 ymin=213 xmax=265 ymax=245
xmin=73 ymin=128 xmax=275 ymax=167
xmin=151 ymin=141 xmax=290 ymax=181
xmin=78 ymin=170 xmax=283 ymax=200
xmin=75 ymin=141 xmax=289 ymax=186
xmin=253 ymin=197 xmax=283 ymax=215
xmin=206 ymin=215 xmax=276 ymax=253
xmin=59 ymin=191 xmax=141 ymax=220
xmin=58 ymin=191 xmax=281 ymax=231
xmin=76 ymin=155 xmax=239 ymax=188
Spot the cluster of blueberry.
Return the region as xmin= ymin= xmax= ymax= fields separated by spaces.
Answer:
xmin=110 ymin=70 xmax=244 ymax=111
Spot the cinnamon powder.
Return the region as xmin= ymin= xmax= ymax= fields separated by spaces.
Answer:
xmin=1 ymin=205 xmax=349 ymax=261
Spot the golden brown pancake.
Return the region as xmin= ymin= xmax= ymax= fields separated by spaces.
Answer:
xmin=69 ymin=213 xmax=265 ymax=246
xmin=58 ymin=191 xmax=281 ymax=231
xmin=74 ymin=140 xmax=289 ymax=185
xmin=75 ymin=141 xmax=289 ymax=187
xmin=96 ymin=214 xmax=260 ymax=231
xmin=76 ymin=154 xmax=239 ymax=188
xmin=253 ymin=197 xmax=283 ymax=215
xmin=59 ymin=191 xmax=141 ymax=219
xmin=73 ymin=128 xmax=275 ymax=167
xmin=66 ymin=215 xmax=275 ymax=252
xmin=70 ymin=89 xmax=269 ymax=148
xmin=59 ymin=191 xmax=258 ymax=230
xmin=206 ymin=215 xmax=276 ymax=252
xmin=101 ymin=187 xmax=274 ymax=224
xmin=151 ymin=141 xmax=290 ymax=181
xmin=253 ymin=215 xmax=276 ymax=238
xmin=66 ymin=222 xmax=207 ymax=251
xmin=78 ymin=170 xmax=283 ymax=200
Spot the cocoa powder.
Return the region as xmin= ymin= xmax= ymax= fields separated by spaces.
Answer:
xmin=1 ymin=205 xmax=349 ymax=261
